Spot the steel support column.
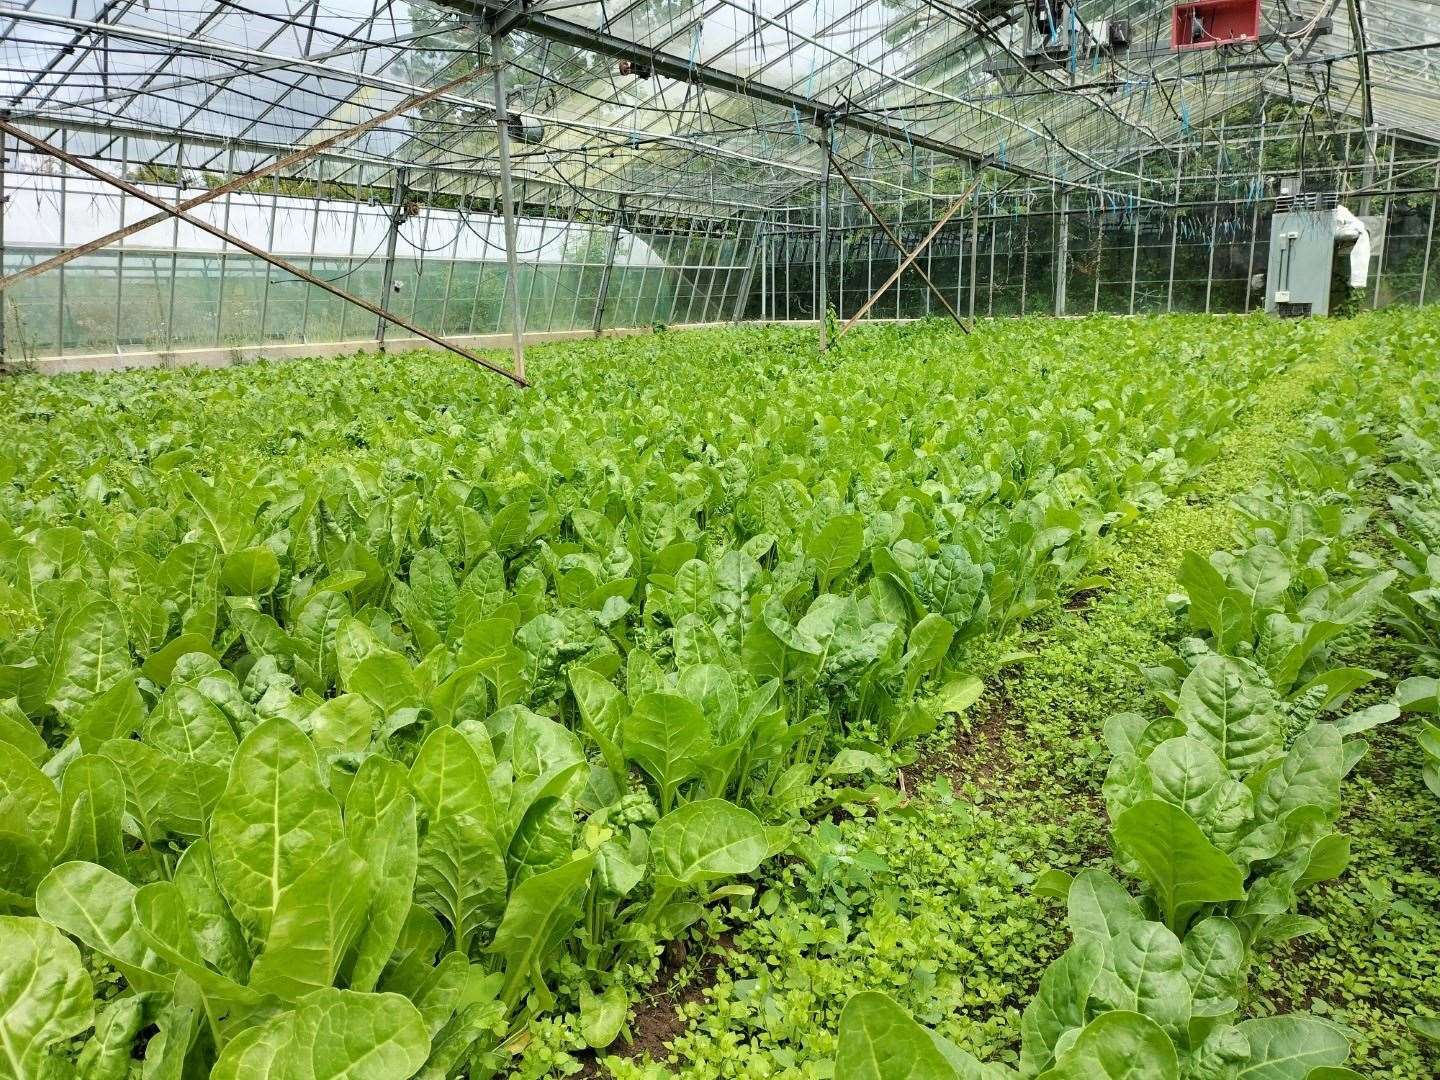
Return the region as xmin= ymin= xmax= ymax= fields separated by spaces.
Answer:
xmin=0 ymin=127 xmax=7 ymax=360
xmin=968 ymin=191 xmax=980 ymax=319
xmin=1129 ymin=156 xmax=1144 ymax=315
xmin=592 ymin=197 xmax=625 ymax=334
xmin=1055 ymin=192 xmax=1070 ymax=315
xmin=1167 ymin=147 xmax=1185 ymax=312
xmin=491 ymin=29 xmax=526 ymax=379
xmin=377 ymin=166 xmax=408 ymax=350
xmin=818 ymin=123 xmax=832 ymax=350
xmin=1374 ymin=132 xmax=1396 ymax=308
xmin=1204 ymin=128 xmax=1224 ymax=313
xmin=1421 ymin=162 xmax=1439 ymax=305
xmin=1244 ymin=114 xmax=1267 ymax=314
xmin=1346 ymin=0 xmax=1378 ymax=215
xmin=732 ymin=215 xmax=766 ymax=323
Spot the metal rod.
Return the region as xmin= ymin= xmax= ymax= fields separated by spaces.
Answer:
xmin=956 ymin=211 xmax=965 ymax=318
xmin=0 ymin=127 xmax=6 ymax=360
xmin=924 ymin=160 xmax=934 ymax=319
xmin=113 ymin=135 xmax=128 ymax=355
xmin=166 ymin=140 xmax=184 ymax=356
xmin=760 ymin=227 xmax=768 ymax=321
xmin=837 ymin=175 xmax=984 ymax=339
xmin=0 ymin=66 xmax=493 ymax=294
xmin=258 ymin=175 xmax=277 ymax=345
xmin=1055 ymin=191 xmax=1069 ymax=316
xmin=1422 ymin=162 xmax=1438 ymax=306
xmin=1167 ymin=147 xmax=1185 ymax=312
xmin=57 ymin=128 xmax=67 ymax=357
xmin=818 ymin=125 xmax=832 ymax=350
xmin=377 ymin=166 xmax=408 ymax=350
xmin=969 ymin=189 xmax=980 ymax=319
xmin=732 ymin=214 xmax=765 ymax=323
xmin=828 ymin=152 xmax=967 ymax=331
xmin=1092 ymin=206 xmax=1103 ymax=313
xmin=1244 ymin=112 xmax=1266 ymax=314
xmin=1374 ymin=131 xmax=1396 ymax=309
xmin=1204 ymin=127 xmax=1224 ymax=314
xmin=592 ymin=197 xmax=625 ymax=334
xmin=987 ymin=209 xmax=995 ymax=317
xmin=215 ymin=145 xmax=233 ymax=349
xmin=1345 ymin=0 xmax=1376 ymax=132
xmin=1129 ymin=156 xmax=1144 ymax=315
xmin=491 ymin=29 xmax=526 ymax=380
xmin=0 ymin=120 xmax=526 ymax=385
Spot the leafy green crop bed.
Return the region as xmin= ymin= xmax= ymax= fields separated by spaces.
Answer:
xmin=0 ymin=314 xmax=1431 ymax=1080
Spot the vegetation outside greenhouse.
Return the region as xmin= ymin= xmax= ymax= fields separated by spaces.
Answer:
xmin=0 ymin=312 xmax=1437 ymax=1080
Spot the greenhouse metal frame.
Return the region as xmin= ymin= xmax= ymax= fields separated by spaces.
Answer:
xmin=1 ymin=0 xmax=1438 ymax=373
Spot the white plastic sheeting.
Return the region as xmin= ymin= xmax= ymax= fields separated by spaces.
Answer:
xmin=1334 ymin=205 xmax=1371 ymax=289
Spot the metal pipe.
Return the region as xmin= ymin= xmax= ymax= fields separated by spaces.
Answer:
xmin=377 ymin=167 xmax=408 ymax=351
xmin=818 ymin=124 xmax=832 ymax=351
xmin=969 ymin=188 xmax=980 ymax=319
xmin=491 ymin=30 xmax=526 ymax=380
xmin=57 ymin=128 xmax=67 ymax=357
xmin=1204 ymin=127 xmax=1225 ymax=314
xmin=0 ymin=127 xmax=6 ymax=360
xmin=1422 ymin=162 xmax=1438 ymax=306
xmin=113 ymin=135 xmax=128 ymax=355
xmin=1055 ymin=191 xmax=1069 ymax=316
xmin=165 ymin=140 xmax=184 ymax=356
xmin=1374 ymin=131 xmax=1396 ymax=309
xmin=731 ymin=215 xmax=764 ymax=323
xmin=592 ymin=197 xmax=625 ymax=334
xmin=1129 ymin=157 xmax=1144 ymax=315
xmin=1167 ymin=147 xmax=1185 ymax=312
xmin=1244 ymin=113 xmax=1266 ymax=314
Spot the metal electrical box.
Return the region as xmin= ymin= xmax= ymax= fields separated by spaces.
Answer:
xmin=1265 ymin=209 xmax=1335 ymax=317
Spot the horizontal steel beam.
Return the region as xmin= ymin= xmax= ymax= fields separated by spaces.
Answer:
xmin=437 ymin=0 xmax=1065 ymax=187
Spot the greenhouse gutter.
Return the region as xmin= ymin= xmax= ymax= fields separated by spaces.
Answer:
xmin=436 ymin=0 xmax=1169 ymax=207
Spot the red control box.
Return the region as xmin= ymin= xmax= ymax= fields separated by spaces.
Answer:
xmin=1172 ymin=0 xmax=1261 ymax=50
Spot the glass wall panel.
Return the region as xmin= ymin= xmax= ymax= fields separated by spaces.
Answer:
xmin=61 ymin=252 xmax=121 ymax=354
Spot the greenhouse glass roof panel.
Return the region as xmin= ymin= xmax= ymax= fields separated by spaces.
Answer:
xmin=1 ymin=0 xmax=1438 ymax=215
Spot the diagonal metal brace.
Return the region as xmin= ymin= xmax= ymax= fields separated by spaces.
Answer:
xmin=0 ymin=120 xmax=527 ymax=386
xmin=836 ymin=171 xmax=987 ymax=341
xmin=827 ymin=151 xmax=969 ymax=334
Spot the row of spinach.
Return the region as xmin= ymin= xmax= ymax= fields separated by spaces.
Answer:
xmin=0 ymin=320 xmax=1313 ymax=1078
xmin=833 ymin=311 xmax=1440 ymax=1078
xmin=1375 ymin=318 xmax=1440 ymax=793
